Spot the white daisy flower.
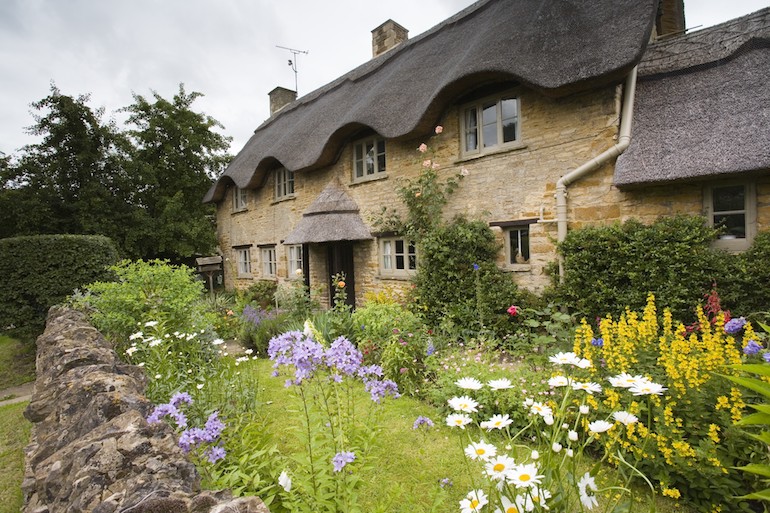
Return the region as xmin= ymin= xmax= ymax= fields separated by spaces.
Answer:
xmin=568 ymin=430 xmax=578 ymax=442
xmin=588 ymin=420 xmax=614 ymax=433
xmin=629 ymin=381 xmax=668 ymax=396
xmin=480 ymin=413 xmax=512 ymax=431
xmin=548 ymin=375 xmax=571 ymax=387
xmin=506 ymin=463 xmax=543 ymax=488
xmin=487 ymin=378 xmax=513 ymax=390
xmin=460 ymin=489 xmax=488 ymax=513
xmin=578 ymin=472 xmax=599 ymax=510
xmin=607 ymin=373 xmax=647 ymax=388
xmin=485 ymin=455 xmax=517 ymax=481
xmin=613 ymin=411 xmax=639 ymax=425
xmin=278 ymin=470 xmax=291 ymax=492
xmin=464 ymin=440 xmax=498 ymax=461
xmin=144 ymin=321 xmax=159 ymax=327
xmin=456 ymin=377 xmax=484 ymax=390
xmin=579 ymin=404 xmax=590 ymax=415
xmin=572 ymin=381 xmax=602 ymax=394
xmin=494 ymin=495 xmax=525 ymax=513
xmin=552 ymin=442 xmax=563 ymax=453
xmin=549 ymin=351 xmax=581 ymax=366
xmin=530 ymin=402 xmax=553 ymax=418
xmin=212 ymin=338 xmax=225 ymax=346
xmin=129 ymin=331 xmax=143 ymax=340
xmin=448 ymin=395 xmax=479 ymax=413
xmin=446 ymin=413 xmax=473 ymax=429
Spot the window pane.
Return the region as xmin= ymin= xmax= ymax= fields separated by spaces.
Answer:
xmin=510 ymin=228 xmax=530 ymax=263
xmin=355 ymin=145 xmax=364 ymax=177
xmin=482 ymin=101 xmax=498 ymax=148
xmin=713 ymin=185 xmax=744 ymax=212
xmin=395 ymin=239 xmax=404 ymax=254
xmin=714 ymin=213 xmax=746 ymax=238
xmin=287 ymin=170 xmax=294 ymax=194
xmin=502 ymin=98 xmax=518 ymax=143
xmin=377 ymin=139 xmax=386 ymax=173
xmin=383 ymin=241 xmax=392 ymax=269
xmin=465 ymin=108 xmax=478 ymax=151
xmin=408 ymin=254 xmax=417 ymax=270
xmin=396 ymin=255 xmax=404 ymax=270
xmin=366 ymin=142 xmax=375 ymax=175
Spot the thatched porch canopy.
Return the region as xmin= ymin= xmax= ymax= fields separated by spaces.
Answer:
xmin=283 ymin=182 xmax=373 ymax=244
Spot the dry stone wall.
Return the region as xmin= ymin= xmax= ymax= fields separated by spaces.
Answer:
xmin=22 ymin=307 xmax=269 ymax=513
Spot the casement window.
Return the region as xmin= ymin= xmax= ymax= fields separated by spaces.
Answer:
xmin=235 ymin=247 xmax=252 ymax=277
xmin=462 ymin=95 xmax=519 ymax=155
xmin=490 ymin=219 xmax=536 ymax=270
xmin=380 ymin=237 xmax=417 ymax=277
xmin=286 ymin=244 xmax=304 ymax=278
xmin=233 ymin=187 xmax=248 ymax=211
xmin=705 ymin=183 xmax=756 ymax=252
xmin=261 ymin=246 xmax=277 ymax=277
xmin=275 ymin=167 xmax=295 ymax=200
xmin=353 ymin=137 xmax=386 ymax=182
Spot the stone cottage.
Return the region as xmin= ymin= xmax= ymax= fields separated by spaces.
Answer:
xmin=203 ymin=0 xmax=770 ymax=307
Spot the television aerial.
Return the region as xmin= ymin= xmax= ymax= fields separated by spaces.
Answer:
xmin=276 ymin=45 xmax=309 ymax=94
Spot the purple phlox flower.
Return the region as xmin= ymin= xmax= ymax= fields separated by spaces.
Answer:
xmin=364 ymin=378 xmax=400 ymax=403
xmin=331 ymin=374 xmax=343 ymax=383
xmin=763 ymin=352 xmax=770 ymax=363
xmin=332 ymin=451 xmax=356 ymax=472
xmin=147 ymin=403 xmax=187 ymax=429
xmin=204 ymin=445 xmax=226 ymax=464
xmin=439 ymin=477 xmax=453 ymax=488
xmin=178 ymin=427 xmax=207 ymax=453
xmin=204 ymin=411 xmax=225 ymax=439
xmin=324 ymin=336 xmax=363 ymax=376
xmin=426 ymin=342 xmax=435 ymax=356
xmin=268 ymin=331 xmax=324 ymax=384
xmin=472 ymin=263 xmax=480 ymax=271
xmin=242 ymin=305 xmax=275 ymax=327
xmin=725 ymin=317 xmax=747 ymax=335
xmin=413 ymin=415 xmax=435 ymax=430
xmin=169 ymin=391 xmax=193 ymax=408
xmin=591 ymin=338 xmax=604 ymax=347
xmin=357 ymin=364 xmax=383 ymax=378
xmin=744 ymin=339 xmax=762 ymax=356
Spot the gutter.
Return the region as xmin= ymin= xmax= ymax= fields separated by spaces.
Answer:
xmin=555 ymin=65 xmax=638 ymax=277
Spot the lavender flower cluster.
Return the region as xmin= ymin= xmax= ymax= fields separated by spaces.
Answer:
xmin=146 ymin=392 xmax=227 ymax=464
xmin=268 ymin=331 xmax=400 ymax=402
xmin=724 ymin=316 xmax=747 ymax=334
xmin=241 ymin=304 xmax=277 ymax=327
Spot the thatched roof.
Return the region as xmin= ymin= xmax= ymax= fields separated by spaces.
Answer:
xmin=283 ymin=182 xmax=373 ymax=244
xmin=205 ymin=0 xmax=658 ymax=203
xmin=614 ymin=8 xmax=770 ymax=188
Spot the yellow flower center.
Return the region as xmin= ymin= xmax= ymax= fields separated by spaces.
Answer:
xmin=476 ymin=448 xmax=485 ymax=455
xmin=493 ymin=463 xmax=505 ymax=472
xmin=506 ymin=508 xmax=519 ymax=513
xmin=470 ymin=499 xmax=480 ymax=509
xmin=520 ymin=473 xmax=531 ymax=482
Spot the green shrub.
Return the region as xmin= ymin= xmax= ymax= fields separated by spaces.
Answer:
xmin=0 ymin=234 xmax=119 ymax=331
xmin=238 ymin=304 xmax=290 ymax=356
xmin=726 ymin=230 xmax=770 ymax=316
xmin=73 ymin=259 xmax=212 ymax=342
xmin=556 ymin=215 xmax=733 ymax=321
xmin=240 ymin=280 xmax=278 ymax=310
xmin=412 ymin=216 xmax=521 ymax=338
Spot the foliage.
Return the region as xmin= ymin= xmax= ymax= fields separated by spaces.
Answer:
xmin=723 ymin=230 xmax=770 ymax=316
xmin=572 ymin=295 xmax=763 ymax=512
xmin=0 ymin=336 xmax=36 ymax=390
xmin=0 ymin=234 xmax=119 ymax=331
xmin=238 ymin=305 xmax=289 ymax=356
xmin=555 ymin=215 xmax=732 ymax=322
xmin=201 ymin=292 xmax=240 ymax=340
xmin=412 ymin=217 xmax=521 ymax=338
xmin=72 ymin=259 xmax=212 ymax=343
xmin=500 ymin=304 xmax=575 ymax=367
xmin=275 ymin=279 xmax=319 ymax=321
xmin=1 ymin=83 xmax=230 ymax=261
xmin=327 ymin=273 xmax=354 ymax=342
xmin=240 ymin=280 xmax=279 ymax=310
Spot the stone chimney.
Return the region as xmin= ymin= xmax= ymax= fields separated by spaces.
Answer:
xmin=269 ymin=86 xmax=297 ymax=115
xmin=371 ymin=19 xmax=408 ymax=58
xmin=655 ymin=0 xmax=686 ymax=38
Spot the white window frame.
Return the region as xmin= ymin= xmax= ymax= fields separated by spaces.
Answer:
xmin=233 ymin=187 xmax=248 ymax=212
xmin=286 ymin=244 xmax=303 ymax=278
xmin=379 ymin=237 xmax=417 ymax=278
xmin=353 ymin=137 xmax=387 ymax=182
xmin=505 ymin=225 xmax=531 ymax=266
xmin=235 ymin=247 xmax=252 ymax=277
xmin=261 ymin=246 xmax=277 ymax=278
xmin=275 ymin=167 xmax=295 ymax=200
xmin=705 ymin=182 xmax=756 ymax=252
xmin=461 ymin=93 xmax=520 ymax=156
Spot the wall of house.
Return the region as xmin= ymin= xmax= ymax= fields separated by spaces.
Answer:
xmin=215 ymin=82 xmax=624 ymax=304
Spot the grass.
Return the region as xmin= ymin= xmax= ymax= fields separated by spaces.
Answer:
xmin=0 ymin=335 xmax=36 ymax=390
xmin=0 ymin=402 xmax=32 ymax=513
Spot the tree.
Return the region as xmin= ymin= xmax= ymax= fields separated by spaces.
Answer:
xmin=122 ymin=84 xmax=231 ymax=260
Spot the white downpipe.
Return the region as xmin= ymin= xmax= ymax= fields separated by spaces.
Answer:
xmin=555 ymin=66 xmax=638 ymax=277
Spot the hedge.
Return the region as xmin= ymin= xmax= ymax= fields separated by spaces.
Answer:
xmin=0 ymin=234 xmax=119 ymax=330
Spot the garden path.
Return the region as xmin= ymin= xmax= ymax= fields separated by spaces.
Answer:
xmin=0 ymin=381 xmax=34 ymax=406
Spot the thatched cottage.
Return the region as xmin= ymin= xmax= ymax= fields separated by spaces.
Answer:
xmin=204 ymin=0 xmax=770 ymax=307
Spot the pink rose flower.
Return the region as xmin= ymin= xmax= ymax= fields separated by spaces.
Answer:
xmin=507 ymin=305 xmax=519 ymax=316
xmin=418 ymin=143 xmax=428 ymax=153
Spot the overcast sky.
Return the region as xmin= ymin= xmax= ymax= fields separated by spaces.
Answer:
xmin=1 ymin=0 xmax=767 ymax=158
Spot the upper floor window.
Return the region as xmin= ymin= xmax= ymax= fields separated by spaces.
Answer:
xmin=286 ymin=244 xmax=304 ymax=278
xmin=462 ymin=95 xmax=519 ymax=155
xmin=380 ymin=237 xmax=416 ymax=278
xmin=275 ymin=167 xmax=295 ymax=200
xmin=233 ymin=187 xmax=248 ymax=211
xmin=235 ymin=246 xmax=252 ymax=277
xmin=261 ymin=246 xmax=277 ymax=278
xmin=705 ymin=183 xmax=756 ymax=252
xmin=353 ymin=137 xmax=386 ymax=182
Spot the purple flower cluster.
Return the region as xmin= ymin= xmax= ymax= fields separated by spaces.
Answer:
xmin=413 ymin=415 xmax=434 ymax=430
xmin=744 ymin=339 xmax=762 ymax=356
xmin=268 ymin=331 xmax=400 ymax=402
xmin=591 ymin=338 xmax=604 ymax=347
xmin=332 ymin=451 xmax=356 ymax=472
xmin=242 ymin=305 xmax=276 ymax=327
xmin=725 ymin=317 xmax=747 ymax=334
xmin=147 ymin=403 xmax=188 ymax=428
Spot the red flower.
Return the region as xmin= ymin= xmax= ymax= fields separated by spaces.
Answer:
xmin=507 ymin=305 xmax=519 ymax=316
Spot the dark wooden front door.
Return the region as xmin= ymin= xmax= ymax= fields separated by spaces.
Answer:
xmin=327 ymin=242 xmax=355 ymax=308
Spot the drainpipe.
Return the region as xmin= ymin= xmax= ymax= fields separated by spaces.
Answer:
xmin=555 ymin=65 xmax=638 ymax=277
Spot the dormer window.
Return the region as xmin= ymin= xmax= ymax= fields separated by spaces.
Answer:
xmin=462 ymin=95 xmax=519 ymax=156
xmin=233 ymin=187 xmax=248 ymax=212
xmin=353 ymin=137 xmax=386 ymax=182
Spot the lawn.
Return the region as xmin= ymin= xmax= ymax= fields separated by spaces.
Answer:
xmin=0 ymin=334 xmax=36 ymax=390
xmin=0 ymin=401 xmax=32 ymax=513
